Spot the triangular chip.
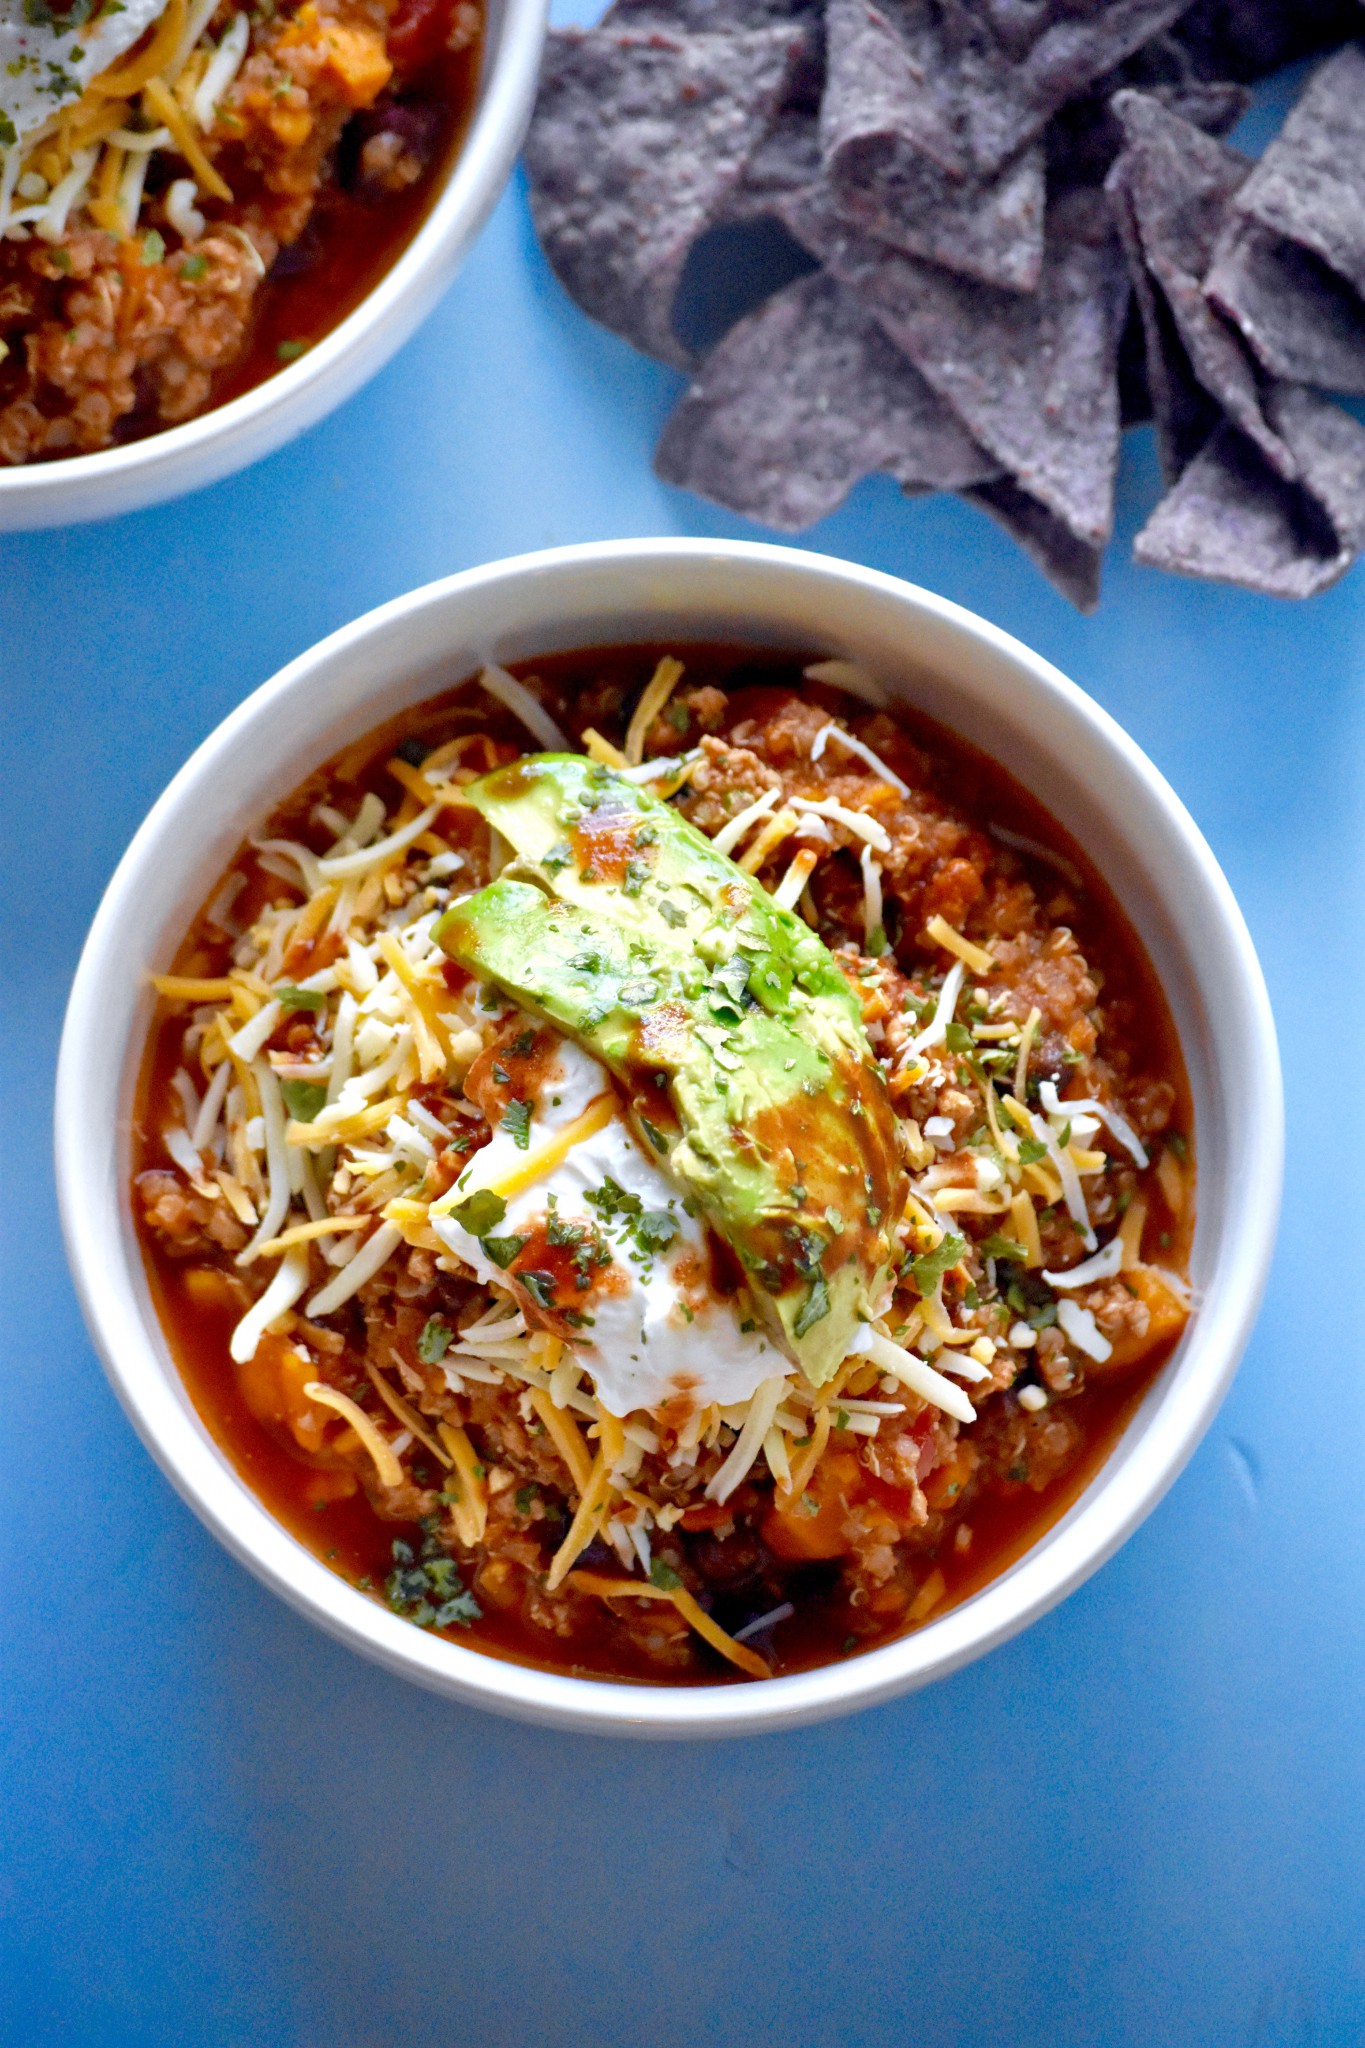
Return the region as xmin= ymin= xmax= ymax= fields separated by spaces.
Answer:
xmin=524 ymin=24 xmax=803 ymax=368
xmin=1206 ymin=218 xmax=1365 ymax=396
xmin=809 ymin=0 xmax=1187 ymax=181
xmin=1228 ymin=44 xmax=1365 ymax=304
xmin=1134 ymin=383 xmax=1365 ymax=598
xmin=655 ymin=270 xmax=999 ymax=527
xmin=1107 ymin=91 xmax=1295 ymax=480
xmin=963 ymin=476 xmax=1105 ymax=612
xmin=1106 ymin=160 xmax=1221 ymax=483
xmin=782 ymin=184 xmax=1128 ymax=547
xmin=818 ymin=0 xmax=1045 ymax=290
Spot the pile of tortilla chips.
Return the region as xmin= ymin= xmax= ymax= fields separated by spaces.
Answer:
xmin=524 ymin=0 xmax=1365 ymax=607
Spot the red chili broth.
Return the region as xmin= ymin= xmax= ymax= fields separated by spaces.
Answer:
xmin=135 ymin=643 xmax=1195 ymax=1685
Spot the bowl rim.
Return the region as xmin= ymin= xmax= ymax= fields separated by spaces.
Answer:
xmin=0 ymin=0 xmax=548 ymax=532
xmin=55 ymin=538 xmax=1284 ymax=1738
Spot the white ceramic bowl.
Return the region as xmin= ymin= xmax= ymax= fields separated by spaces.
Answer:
xmin=56 ymin=540 xmax=1283 ymax=1737
xmin=0 ymin=0 xmax=545 ymax=532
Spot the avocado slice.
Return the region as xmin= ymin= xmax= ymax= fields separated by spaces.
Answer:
xmin=435 ymin=755 xmax=907 ymax=1385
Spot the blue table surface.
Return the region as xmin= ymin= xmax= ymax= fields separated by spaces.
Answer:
xmin=5 ymin=44 xmax=1365 ymax=2047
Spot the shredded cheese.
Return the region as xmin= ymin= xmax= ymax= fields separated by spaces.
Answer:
xmin=305 ymin=1219 xmax=403 ymax=1317
xmin=771 ymin=846 xmax=818 ymax=913
xmin=925 ymin=914 xmax=994 ymax=975
xmin=438 ymin=1093 xmax=616 ymax=1209
xmin=711 ymin=787 xmax=779 ymax=858
xmin=624 ymin=656 xmax=684 ymax=765
xmin=566 ymin=1572 xmax=770 ymax=1680
xmin=152 ymin=974 xmax=236 ymax=1002
xmin=475 ymin=664 xmax=569 ymax=750
xmin=303 ymin=1382 xmax=404 ymax=1488
xmin=246 ymin=1214 xmax=368 ymax=1258
xmin=809 ymin=722 xmax=910 ymax=796
xmin=437 ymin=1421 xmax=489 ymax=1547
xmin=789 ymin=795 xmax=891 ymax=852
xmin=1009 ymin=1189 xmax=1043 ymax=1268
xmin=527 ymin=1386 xmax=594 ymax=1495
xmin=581 ymin=727 xmax=628 ymax=769
xmin=736 ymin=808 xmax=798 ymax=875
xmin=856 ymin=1329 xmax=976 ymax=1425
xmin=1013 ymin=1006 xmax=1042 ymax=1100
xmin=366 ymin=1361 xmax=449 ymax=1469
xmin=706 ymin=1376 xmax=787 ymax=1503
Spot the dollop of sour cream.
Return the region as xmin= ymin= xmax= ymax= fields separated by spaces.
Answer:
xmin=431 ymin=1026 xmax=786 ymax=1417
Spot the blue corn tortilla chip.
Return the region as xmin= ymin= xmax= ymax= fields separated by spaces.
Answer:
xmin=963 ymin=476 xmax=1104 ymax=612
xmin=722 ymin=105 xmax=824 ymax=222
xmin=654 ymin=269 xmax=1000 ymax=526
xmin=1206 ymin=219 xmax=1365 ymax=396
xmin=1046 ymin=32 xmax=1248 ymax=194
xmin=819 ymin=0 xmax=1045 ymax=291
xmin=781 ymin=183 xmax=1129 ymax=547
xmin=812 ymin=0 xmax=1188 ymax=181
xmin=1228 ymin=44 xmax=1365 ymax=305
xmin=524 ymin=24 xmax=804 ymax=369
xmin=1106 ymin=157 xmax=1220 ymax=482
xmin=1106 ymin=92 xmax=1295 ymax=481
xmin=1134 ymin=382 xmax=1365 ymax=597
xmin=1171 ymin=0 xmax=1359 ymax=85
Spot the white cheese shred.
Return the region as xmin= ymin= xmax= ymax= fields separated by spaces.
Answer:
xmin=229 ymin=1246 xmax=310 ymax=1363
xmin=474 ymin=664 xmax=569 ymax=750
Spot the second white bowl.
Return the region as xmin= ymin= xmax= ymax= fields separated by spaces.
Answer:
xmin=0 ymin=0 xmax=546 ymax=532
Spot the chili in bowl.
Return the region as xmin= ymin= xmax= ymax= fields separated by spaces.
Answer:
xmin=0 ymin=0 xmax=544 ymax=526
xmin=56 ymin=540 xmax=1282 ymax=1735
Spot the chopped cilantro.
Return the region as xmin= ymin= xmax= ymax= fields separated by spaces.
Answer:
xmin=911 ymin=1232 xmax=967 ymax=1297
xmin=640 ymin=1118 xmax=669 ymax=1154
xmin=1167 ymin=1132 xmax=1188 ymax=1160
xmin=450 ymin=1188 xmax=507 ymax=1235
xmin=1017 ymin=1135 xmax=1048 ymax=1165
xmin=417 ymin=1315 xmax=453 ymax=1364
xmin=384 ymin=1528 xmax=480 ymax=1631
xmin=280 ymin=1079 xmax=327 ymax=1122
xmin=482 ymin=1233 xmax=528 ymax=1270
xmin=276 ymin=338 xmax=307 ymax=361
xmin=511 ymin=1029 xmax=536 ymax=1056
xmin=649 ymin=1558 xmax=682 ymax=1590
xmin=542 ymin=841 xmax=572 ymax=873
xmin=794 ymin=1272 xmax=831 ymax=1338
xmin=141 ymin=229 xmax=165 ymax=264
xmin=514 ymin=1485 xmax=537 ymax=1515
xmin=501 ymin=1098 xmax=532 ymax=1149
xmin=979 ymin=1233 xmax=1028 ymax=1263
xmin=622 ymin=857 xmax=649 ymax=897
xmin=181 ymin=252 xmax=207 ymax=285
xmin=657 ymin=899 xmax=686 ymax=928
xmin=277 ymin=983 xmax=325 ymax=1012
xmin=518 ymin=1270 xmax=558 ymax=1309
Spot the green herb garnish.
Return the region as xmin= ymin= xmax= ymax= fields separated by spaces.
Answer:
xmin=482 ymin=1233 xmax=528 ymax=1270
xmin=417 ymin=1315 xmax=453 ymax=1364
xmin=280 ymin=1079 xmax=327 ymax=1122
xmin=450 ymin=1188 xmax=507 ymax=1235
xmin=911 ymin=1231 xmax=967 ymax=1297
xmin=501 ymin=1098 xmax=532 ymax=1149
xmin=979 ymin=1233 xmax=1028 ymax=1263
xmin=277 ymin=983 xmax=325 ymax=1012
